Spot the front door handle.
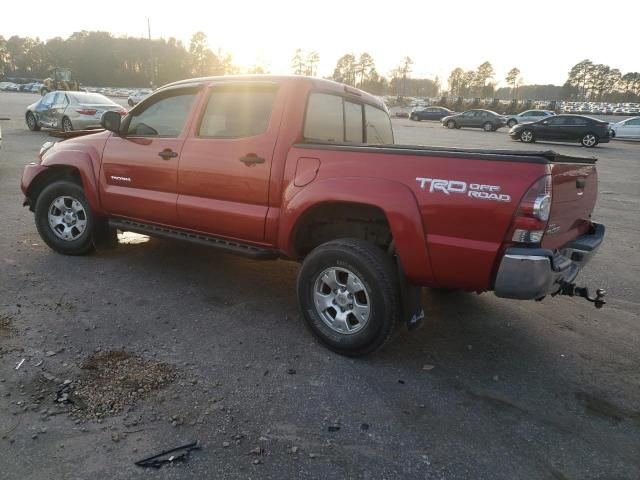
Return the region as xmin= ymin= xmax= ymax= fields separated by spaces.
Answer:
xmin=158 ymin=149 xmax=178 ymax=160
xmin=239 ymin=155 xmax=265 ymax=165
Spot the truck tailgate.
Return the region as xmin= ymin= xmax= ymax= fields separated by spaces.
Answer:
xmin=543 ymin=163 xmax=598 ymax=249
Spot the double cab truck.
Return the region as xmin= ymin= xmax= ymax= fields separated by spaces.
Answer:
xmin=21 ymin=75 xmax=606 ymax=356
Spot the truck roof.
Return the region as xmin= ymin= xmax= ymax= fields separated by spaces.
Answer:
xmin=162 ymin=75 xmax=386 ymax=110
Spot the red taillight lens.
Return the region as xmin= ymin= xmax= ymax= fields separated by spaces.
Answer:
xmin=506 ymin=175 xmax=552 ymax=245
xmin=75 ymin=108 xmax=97 ymax=116
xmin=118 ymin=110 xmax=127 ymax=116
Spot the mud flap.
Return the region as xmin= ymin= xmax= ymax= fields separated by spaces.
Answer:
xmin=396 ymin=257 xmax=425 ymax=331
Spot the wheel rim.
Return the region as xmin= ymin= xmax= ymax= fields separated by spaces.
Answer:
xmin=62 ymin=118 xmax=72 ymax=132
xmin=27 ymin=114 xmax=35 ymax=129
xmin=521 ymin=131 xmax=533 ymax=142
xmin=508 ymin=120 xmax=516 ymax=127
xmin=448 ymin=121 xmax=454 ymax=128
xmin=47 ymin=196 xmax=88 ymax=241
xmin=313 ymin=267 xmax=371 ymax=335
xmin=583 ymin=134 xmax=596 ymax=146
xmin=484 ymin=123 xmax=492 ymax=131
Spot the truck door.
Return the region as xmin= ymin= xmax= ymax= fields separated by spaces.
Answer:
xmin=99 ymin=86 xmax=200 ymax=226
xmin=176 ymin=82 xmax=282 ymax=243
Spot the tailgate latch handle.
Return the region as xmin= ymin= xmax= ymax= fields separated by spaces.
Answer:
xmin=239 ymin=154 xmax=265 ymax=166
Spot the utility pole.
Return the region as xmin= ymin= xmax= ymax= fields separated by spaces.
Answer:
xmin=147 ymin=17 xmax=155 ymax=89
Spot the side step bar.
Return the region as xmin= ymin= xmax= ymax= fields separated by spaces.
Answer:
xmin=109 ymin=218 xmax=279 ymax=260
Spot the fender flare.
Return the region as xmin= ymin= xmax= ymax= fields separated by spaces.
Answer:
xmin=36 ymin=149 xmax=105 ymax=215
xmin=279 ymin=177 xmax=434 ymax=285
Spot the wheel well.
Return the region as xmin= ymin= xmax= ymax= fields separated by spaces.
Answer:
xmin=292 ymin=202 xmax=393 ymax=259
xmin=26 ymin=166 xmax=82 ymax=211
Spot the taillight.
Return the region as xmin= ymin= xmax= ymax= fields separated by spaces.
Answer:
xmin=506 ymin=175 xmax=552 ymax=245
xmin=118 ymin=110 xmax=127 ymax=116
xmin=75 ymin=108 xmax=97 ymax=116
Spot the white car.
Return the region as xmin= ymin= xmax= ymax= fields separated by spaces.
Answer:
xmin=505 ymin=109 xmax=555 ymax=128
xmin=610 ymin=117 xmax=640 ymax=139
xmin=127 ymin=89 xmax=152 ymax=107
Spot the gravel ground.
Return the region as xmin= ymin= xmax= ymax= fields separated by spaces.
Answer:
xmin=0 ymin=92 xmax=639 ymax=480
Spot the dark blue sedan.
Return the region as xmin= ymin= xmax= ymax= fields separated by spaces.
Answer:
xmin=410 ymin=106 xmax=455 ymax=121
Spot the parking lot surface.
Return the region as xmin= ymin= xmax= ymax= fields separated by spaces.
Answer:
xmin=1 ymin=92 xmax=639 ymax=479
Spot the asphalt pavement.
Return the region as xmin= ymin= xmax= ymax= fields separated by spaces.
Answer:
xmin=1 ymin=91 xmax=639 ymax=480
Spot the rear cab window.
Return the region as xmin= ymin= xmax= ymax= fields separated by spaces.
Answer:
xmin=304 ymin=92 xmax=393 ymax=145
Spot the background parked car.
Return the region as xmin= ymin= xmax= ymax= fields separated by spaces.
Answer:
xmin=510 ymin=114 xmax=610 ymax=147
xmin=410 ymin=106 xmax=455 ymax=121
xmin=441 ymin=109 xmax=507 ymax=131
xmin=26 ymin=91 xmax=126 ymax=132
xmin=127 ymin=89 xmax=152 ymax=106
xmin=610 ymin=117 xmax=640 ymax=139
xmin=505 ymin=109 xmax=555 ymax=127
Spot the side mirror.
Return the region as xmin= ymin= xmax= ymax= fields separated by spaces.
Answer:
xmin=101 ymin=111 xmax=122 ymax=134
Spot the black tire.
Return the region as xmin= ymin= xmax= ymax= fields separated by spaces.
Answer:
xmin=62 ymin=116 xmax=73 ymax=132
xmin=483 ymin=121 xmax=494 ymax=132
xmin=128 ymin=99 xmax=135 ymax=107
xmin=297 ymin=238 xmax=401 ymax=357
xmin=507 ymin=119 xmax=517 ymax=128
xmin=26 ymin=112 xmax=40 ymax=131
xmin=34 ymin=180 xmax=95 ymax=255
xmin=447 ymin=120 xmax=456 ymax=129
xmin=581 ymin=132 xmax=598 ymax=148
xmin=520 ymin=128 xmax=535 ymax=143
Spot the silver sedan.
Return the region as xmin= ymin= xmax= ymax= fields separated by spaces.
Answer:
xmin=25 ymin=91 xmax=127 ymax=132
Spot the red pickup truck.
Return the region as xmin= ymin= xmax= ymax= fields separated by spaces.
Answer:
xmin=21 ymin=75 xmax=605 ymax=356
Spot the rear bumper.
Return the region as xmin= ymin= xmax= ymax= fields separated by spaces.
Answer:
xmin=494 ymin=223 xmax=605 ymax=300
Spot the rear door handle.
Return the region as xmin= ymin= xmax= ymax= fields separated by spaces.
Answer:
xmin=239 ymin=155 xmax=265 ymax=165
xmin=158 ymin=149 xmax=178 ymax=160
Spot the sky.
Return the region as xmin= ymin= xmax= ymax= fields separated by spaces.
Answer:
xmin=1 ymin=0 xmax=638 ymax=87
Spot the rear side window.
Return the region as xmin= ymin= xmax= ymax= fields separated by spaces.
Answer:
xmin=365 ymin=105 xmax=393 ymax=144
xmin=344 ymin=101 xmax=363 ymax=143
xmin=199 ymin=85 xmax=277 ymax=138
xmin=128 ymin=90 xmax=197 ymax=136
xmin=304 ymin=93 xmax=392 ymax=144
xmin=304 ymin=93 xmax=344 ymax=142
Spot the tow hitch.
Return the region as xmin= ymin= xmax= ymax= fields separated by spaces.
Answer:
xmin=556 ymin=281 xmax=607 ymax=308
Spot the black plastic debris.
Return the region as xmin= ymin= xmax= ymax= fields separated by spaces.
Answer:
xmin=135 ymin=441 xmax=201 ymax=469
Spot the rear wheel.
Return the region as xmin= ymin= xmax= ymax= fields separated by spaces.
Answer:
xmin=447 ymin=120 xmax=456 ymax=129
xmin=26 ymin=112 xmax=40 ymax=131
xmin=520 ymin=129 xmax=535 ymax=143
xmin=34 ymin=180 xmax=95 ymax=255
xmin=581 ymin=133 xmax=598 ymax=147
xmin=297 ymin=239 xmax=401 ymax=357
xmin=62 ymin=117 xmax=73 ymax=132
xmin=507 ymin=119 xmax=517 ymax=128
xmin=483 ymin=122 xmax=494 ymax=132
xmin=128 ymin=99 xmax=135 ymax=107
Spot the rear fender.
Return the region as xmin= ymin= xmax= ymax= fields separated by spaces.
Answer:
xmin=280 ymin=177 xmax=434 ymax=285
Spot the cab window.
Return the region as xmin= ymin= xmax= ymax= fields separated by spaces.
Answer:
xmin=127 ymin=88 xmax=197 ymax=137
xmin=364 ymin=104 xmax=393 ymax=144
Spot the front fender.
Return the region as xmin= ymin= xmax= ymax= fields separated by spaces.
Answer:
xmin=279 ymin=177 xmax=435 ymax=285
xmin=37 ymin=149 xmax=104 ymax=215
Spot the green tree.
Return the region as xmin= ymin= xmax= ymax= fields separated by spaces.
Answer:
xmin=505 ymin=67 xmax=520 ymax=98
xmin=305 ymin=51 xmax=320 ymax=76
xmin=448 ymin=67 xmax=464 ymax=96
xmin=332 ymin=53 xmax=357 ymax=86
xmin=291 ymin=48 xmax=306 ymax=75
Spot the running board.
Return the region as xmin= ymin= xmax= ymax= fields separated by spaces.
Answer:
xmin=108 ymin=219 xmax=279 ymax=260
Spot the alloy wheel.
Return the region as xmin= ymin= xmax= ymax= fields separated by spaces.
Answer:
xmin=47 ymin=196 xmax=88 ymax=241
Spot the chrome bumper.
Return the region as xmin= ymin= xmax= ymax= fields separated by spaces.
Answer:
xmin=494 ymin=223 xmax=605 ymax=300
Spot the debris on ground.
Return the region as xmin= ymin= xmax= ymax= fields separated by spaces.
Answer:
xmin=422 ymin=364 xmax=435 ymax=371
xmin=58 ymin=351 xmax=177 ymax=422
xmin=135 ymin=441 xmax=201 ymax=469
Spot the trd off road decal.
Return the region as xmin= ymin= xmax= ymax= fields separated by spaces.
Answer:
xmin=415 ymin=177 xmax=511 ymax=202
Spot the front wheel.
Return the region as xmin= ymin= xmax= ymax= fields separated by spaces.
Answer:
xmin=483 ymin=122 xmax=494 ymax=132
xmin=62 ymin=117 xmax=73 ymax=132
xmin=581 ymin=133 xmax=598 ymax=147
xmin=26 ymin=112 xmax=40 ymax=131
xmin=447 ymin=120 xmax=456 ymax=129
xmin=507 ymin=119 xmax=517 ymax=128
xmin=297 ymin=239 xmax=401 ymax=357
xmin=34 ymin=180 xmax=95 ymax=255
xmin=520 ymin=129 xmax=535 ymax=143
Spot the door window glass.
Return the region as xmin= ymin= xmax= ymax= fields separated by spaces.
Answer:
xmin=128 ymin=90 xmax=197 ymax=136
xmin=304 ymin=93 xmax=344 ymax=142
xmin=365 ymin=104 xmax=393 ymax=144
xmin=199 ymin=85 xmax=277 ymax=138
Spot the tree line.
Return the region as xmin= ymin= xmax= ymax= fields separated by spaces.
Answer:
xmin=564 ymin=59 xmax=640 ymax=102
xmin=0 ymin=31 xmax=239 ymax=87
